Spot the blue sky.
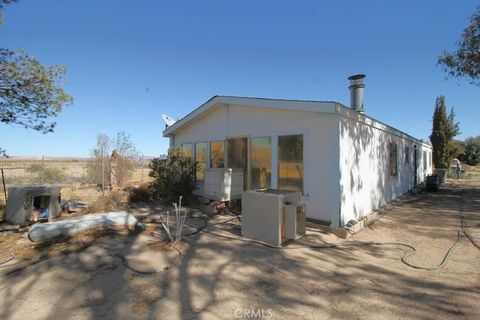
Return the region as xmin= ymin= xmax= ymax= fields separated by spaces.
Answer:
xmin=1 ymin=0 xmax=479 ymax=157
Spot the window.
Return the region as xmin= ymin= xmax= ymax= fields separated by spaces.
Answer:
xmin=405 ymin=146 xmax=409 ymax=164
xmin=251 ymin=137 xmax=271 ymax=189
xmin=278 ymin=135 xmax=303 ymax=192
xmin=195 ymin=142 xmax=207 ymax=182
xmin=181 ymin=143 xmax=193 ymax=158
xmin=210 ymin=141 xmax=225 ymax=168
xmin=423 ymin=151 xmax=427 ymax=171
xmin=227 ymin=137 xmax=248 ymax=190
xmin=389 ymin=142 xmax=398 ymax=176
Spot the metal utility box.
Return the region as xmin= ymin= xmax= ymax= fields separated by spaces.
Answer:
xmin=5 ymin=185 xmax=62 ymax=225
xmin=425 ymin=174 xmax=440 ymax=192
xmin=241 ymin=189 xmax=305 ymax=246
xmin=204 ymin=168 xmax=244 ymax=201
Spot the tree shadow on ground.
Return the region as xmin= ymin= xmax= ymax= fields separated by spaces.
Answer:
xmin=1 ymin=187 xmax=480 ymax=319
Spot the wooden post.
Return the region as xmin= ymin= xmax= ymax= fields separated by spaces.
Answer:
xmin=41 ymin=156 xmax=45 ymax=185
xmin=101 ymin=145 xmax=105 ymax=195
xmin=141 ymin=155 xmax=144 ymax=182
xmin=1 ymin=168 xmax=7 ymax=203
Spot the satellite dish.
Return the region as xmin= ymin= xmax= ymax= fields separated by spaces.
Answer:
xmin=162 ymin=114 xmax=176 ymax=127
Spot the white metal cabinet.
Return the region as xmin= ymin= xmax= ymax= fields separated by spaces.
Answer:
xmin=204 ymin=168 xmax=244 ymax=201
xmin=241 ymin=189 xmax=305 ymax=246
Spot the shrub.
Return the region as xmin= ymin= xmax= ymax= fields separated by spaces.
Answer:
xmin=128 ymin=183 xmax=152 ymax=203
xmin=149 ymin=149 xmax=197 ymax=201
xmin=41 ymin=167 xmax=67 ymax=184
xmin=28 ymin=164 xmax=67 ymax=184
xmin=464 ymin=136 xmax=480 ymax=165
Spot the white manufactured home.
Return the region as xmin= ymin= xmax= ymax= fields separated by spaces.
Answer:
xmin=163 ymin=75 xmax=433 ymax=228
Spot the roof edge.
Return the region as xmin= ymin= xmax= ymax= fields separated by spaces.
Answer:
xmin=162 ymin=95 xmax=431 ymax=148
xmin=334 ymin=104 xmax=431 ymax=147
xmin=163 ymin=95 xmax=339 ymax=136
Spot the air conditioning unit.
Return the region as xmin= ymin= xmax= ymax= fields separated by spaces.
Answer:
xmin=241 ymin=189 xmax=306 ymax=246
xmin=285 ymin=203 xmax=306 ymax=240
xmin=204 ymin=168 xmax=244 ymax=201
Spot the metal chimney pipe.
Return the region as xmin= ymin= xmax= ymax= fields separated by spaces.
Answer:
xmin=348 ymin=74 xmax=366 ymax=113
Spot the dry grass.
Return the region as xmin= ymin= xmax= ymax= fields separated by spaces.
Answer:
xmin=463 ymin=163 xmax=480 ymax=172
xmin=61 ymin=186 xmax=104 ymax=203
xmin=1 ymin=225 xmax=150 ymax=263
xmin=130 ymin=168 xmax=152 ymax=184
xmin=0 ymin=157 xmax=152 ymax=206
xmin=82 ymin=190 xmax=129 ymax=214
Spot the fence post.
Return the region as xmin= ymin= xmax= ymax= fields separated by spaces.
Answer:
xmin=101 ymin=145 xmax=105 ymax=195
xmin=1 ymin=168 xmax=7 ymax=203
xmin=141 ymin=155 xmax=144 ymax=182
xmin=41 ymin=155 xmax=45 ymax=185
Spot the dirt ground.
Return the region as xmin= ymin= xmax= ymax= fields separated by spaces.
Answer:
xmin=1 ymin=175 xmax=479 ymax=320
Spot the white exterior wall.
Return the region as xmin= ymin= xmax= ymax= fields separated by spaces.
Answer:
xmin=171 ymin=103 xmax=341 ymax=224
xmin=338 ymin=115 xmax=432 ymax=226
xmin=166 ymin=99 xmax=433 ymax=228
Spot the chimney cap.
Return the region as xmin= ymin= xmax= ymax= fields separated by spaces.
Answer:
xmin=348 ymin=74 xmax=366 ymax=81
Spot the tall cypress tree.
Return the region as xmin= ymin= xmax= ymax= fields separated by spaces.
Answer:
xmin=429 ymin=96 xmax=460 ymax=168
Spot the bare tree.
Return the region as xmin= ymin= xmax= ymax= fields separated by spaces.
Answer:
xmin=86 ymin=132 xmax=139 ymax=190
xmin=111 ymin=131 xmax=139 ymax=188
xmin=86 ymin=134 xmax=111 ymax=192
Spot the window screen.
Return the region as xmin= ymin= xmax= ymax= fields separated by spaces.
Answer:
xmin=210 ymin=141 xmax=224 ymax=168
xmin=389 ymin=142 xmax=398 ymax=176
xmin=278 ymin=135 xmax=303 ymax=192
xmin=195 ymin=142 xmax=207 ymax=182
xmin=181 ymin=143 xmax=193 ymax=159
xmin=423 ymin=151 xmax=427 ymax=171
xmin=251 ymin=137 xmax=271 ymax=189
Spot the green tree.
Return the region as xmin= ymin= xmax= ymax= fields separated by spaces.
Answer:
xmin=446 ymin=107 xmax=461 ymax=166
xmin=0 ymin=49 xmax=72 ymax=132
xmin=0 ymin=0 xmax=17 ymax=8
xmin=464 ymin=136 xmax=480 ymax=165
xmin=149 ymin=149 xmax=197 ymax=202
xmin=429 ymin=96 xmax=460 ymax=168
xmin=1 ymin=49 xmax=73 ymax=156
xmin=0 ymin=0 xmax=17 ymax=25
xmin=449 ymin=139 xmax=466 ymax=162
xmin=0 ymin=1 xmax=72 ymax=156
xmin=438 ymin=6 xmax=480 ymax=85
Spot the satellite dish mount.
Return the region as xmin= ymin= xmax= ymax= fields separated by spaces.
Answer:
xmin=162 ymin=114 xmax=176 ymax=128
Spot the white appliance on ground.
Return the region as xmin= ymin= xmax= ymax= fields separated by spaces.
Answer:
xmin=241 ymin=189 xmax=306 ymax=246
xmin=285 ymin=203 xmax=306 ymax=240
xmin=204 ymin=168 xmax=244 ymax=201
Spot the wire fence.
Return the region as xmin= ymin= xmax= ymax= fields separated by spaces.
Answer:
xmin=0 ymin=156 xmax=151 ymax=206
